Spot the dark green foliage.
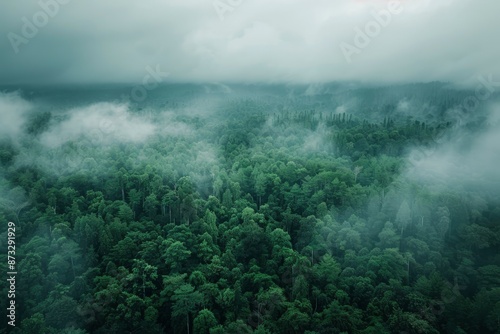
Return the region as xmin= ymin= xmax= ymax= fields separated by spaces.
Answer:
xmin=2 ymin=84 xmax=499 ymax=333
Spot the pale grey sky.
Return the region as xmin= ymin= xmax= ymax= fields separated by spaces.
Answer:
xmin=0 ymin=0 xmax=498 ymax=85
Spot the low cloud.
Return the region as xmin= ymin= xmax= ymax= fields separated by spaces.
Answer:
xmin=0 ymin=91 xmax=32 ymax=139
xmin=39 ymin=103 xmax=156 ymax=147
xmin=0 ymin=0 xmax=498 ymax=85
xmin=406 ymin=105 xmax=500 ymax=191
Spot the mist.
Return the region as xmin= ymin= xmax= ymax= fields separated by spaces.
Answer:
xmin=39 ymin=103 xmax=156 ymax=147
xmin=1 ymin=0 xmax=499 ymax=85
xmin=1 ymin=1 xmax=500 ymax=330
xmin=406 ymin=105 xmax=500 ymax=193
xmin=0 ymin=91 xmax=32 ymax=139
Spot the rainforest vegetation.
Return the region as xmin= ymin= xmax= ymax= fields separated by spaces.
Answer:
xmin=0 ymin=83 xmax=499 ymax=334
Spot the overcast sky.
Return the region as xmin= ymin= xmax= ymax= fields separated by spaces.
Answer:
xmin=0 ymin=0 xmax=498 ymax=85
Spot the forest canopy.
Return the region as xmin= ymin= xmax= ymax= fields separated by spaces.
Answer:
xmin=0 ymin=82 xmax=499 ymax=334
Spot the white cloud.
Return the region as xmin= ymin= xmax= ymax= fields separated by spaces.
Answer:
xmin=0 ymin=0 xmax=498 ymax=85
xmin=0 ymin=91 xmax=32 ymax=139
xmin=39 ymin=103 xmax=156 ymax=147
xmin=406 ymin=105 xmax=500 ymax=188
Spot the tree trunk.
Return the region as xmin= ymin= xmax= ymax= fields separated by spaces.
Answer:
xmin=70 ymin=256 xmax=76 ymax=280
xmin=406 ymin=259 xmax=410 ymax=284
xmin=142 ymin=273 xmax=146 ymax=298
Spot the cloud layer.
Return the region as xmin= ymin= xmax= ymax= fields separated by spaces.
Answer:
xmin=406 ymin=105 xmax=500 ymax=191
xmin=38 ymin=103 xmax=157 ymax=147
xmin=0 ymin=91 xmax=32 ymax=139
xmin=0 ymin=0 xmax=498 ymax=85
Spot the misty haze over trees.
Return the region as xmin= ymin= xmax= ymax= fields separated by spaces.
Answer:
xmin=1 ymin=0 xmax=500 ymax=333
xmin=0 ymin=82 xmax=499 ymax=333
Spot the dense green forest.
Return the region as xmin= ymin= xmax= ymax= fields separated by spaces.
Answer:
xmin=1 ymin=83 xmax=499 ymax=334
